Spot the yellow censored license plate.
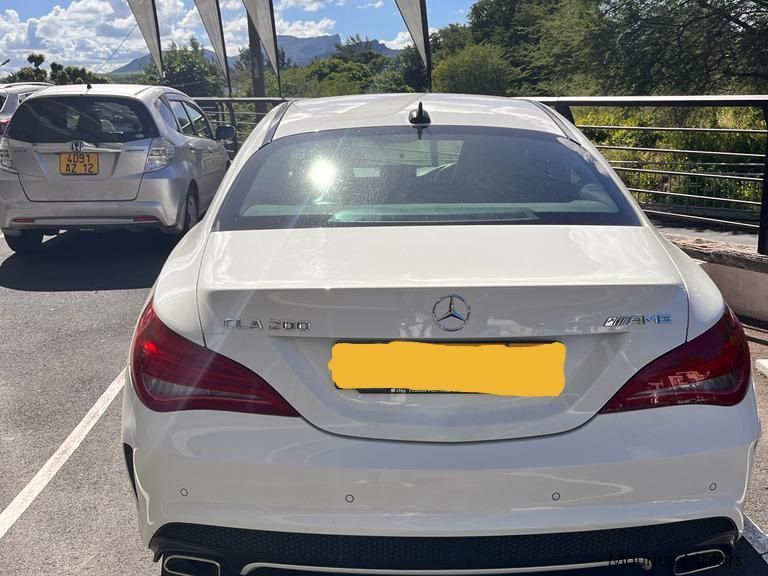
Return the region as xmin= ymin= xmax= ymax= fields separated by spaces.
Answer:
xmin=59 ymin=152 xmax=99 ymax=175
xmin=329 ymin=342 xmax=566 ymax=396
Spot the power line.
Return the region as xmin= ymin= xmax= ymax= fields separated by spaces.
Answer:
xmin=94 ymin=22 xmax=138 ymax=74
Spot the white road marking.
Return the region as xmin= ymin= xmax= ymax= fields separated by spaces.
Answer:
xmin=745 ymin=515 xmax=768 ymax=559
xmin=756 ymin=359 xmax=768 ymax=378
xmin=0 ymin=370 xmax=125 ymax=540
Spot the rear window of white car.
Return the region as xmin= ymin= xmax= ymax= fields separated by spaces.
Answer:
xmin=8 ymin=96 xmax=157 ymax=144
xmin=216 ymin=127 xmax=640 ymax=230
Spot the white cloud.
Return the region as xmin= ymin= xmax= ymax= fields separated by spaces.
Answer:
xmin=277 ymin=0 xmax=344 ymax=12
xmin=277 ymin=16 xmax=335 ymax=37
xmin=0 ymin=1 xmax=138 ymax=72
xmin=383 ymin=31 xmax=412 ymax=50
xmin=358 ymin=1 xmax=384 ymax=8
xmin=0 ymin=0 xmax=340 ymax=73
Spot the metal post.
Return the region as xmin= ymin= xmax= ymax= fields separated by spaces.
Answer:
xmin=150 ymin=0 xmax=163 ymax=78
xmin=248 ymin=13 xmax=266 ymax=114
xmin=267 ymin=0 xmax=282 ymax=99
xmin=420 ymin=0 xmax=432 ymax=91
xmin=225 ymin=100 xmax=239 ymax=154
xmin=554 ymin=103 xmax=574 ymax=124
xmin=758 ymin=106 xmax=768 ymax=255
xmin=214 ymin=0 xmax=233 ymax=99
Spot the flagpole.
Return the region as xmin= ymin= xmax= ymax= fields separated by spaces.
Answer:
xmin=419 ymin=0 xmax=431 ymax=91
xmin=150 ymin=0 xmax=163 ymax=78
xmin=214 ymin=0 xmax=233 ymax=98
xmin=267 ymin=0 xmax=282 ymax=98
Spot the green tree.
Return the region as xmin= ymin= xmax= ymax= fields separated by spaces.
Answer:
xmin=432 ymin=24 xmax=473 ymax=63
xmin=599 ymin=0 xmax=768 ymax=95
xmin=1 ymin=52 xmax=48 ymax=83
xmin=469 ymin=0 xmax=559 ymax=92
xmin=305 ymin=56 xmax=375 ymax=93
xmin=395 ymin=44 xmax=429 ymax=92
xmin=139 ymin=37 xmax=223 ymax=96
xmin=49 ymin=62 xmax=109 ymax=85
xmin=529 ymin=0 xmax=610 ymax=95
xmin=27 ymin=53 xmax=45 ymax=69
xmin=433 ymin=44 xmax=511 ymax=96
xmin=368 ymin=69 xmax=413 ymax=93
xmin=333 ymin=35 xmax=389 ymax=73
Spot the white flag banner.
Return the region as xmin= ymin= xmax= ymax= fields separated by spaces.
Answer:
xmin=242 ymin=0 xmax=280 ymax=78
xmin=394 ymin=0 xmax=430 ymax=76
xmin=127 ymin=0 xmax=163 ymax=76
xmin=193 ymin=0 xmax=229 ymax=79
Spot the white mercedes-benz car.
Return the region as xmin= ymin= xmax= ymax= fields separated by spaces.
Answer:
xmin=122 ymin=94 xmax=760 ymax=576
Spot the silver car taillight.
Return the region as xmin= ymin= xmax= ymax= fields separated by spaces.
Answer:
xmin=144 ymin=138 xmax=175 ymax=173
xmin=0 ymin=137 xmax=17 ymax=173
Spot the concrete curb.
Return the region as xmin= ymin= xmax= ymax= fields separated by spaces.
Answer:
xmin=666 ymin=234 xmax=768 ymax=275
xmin=664 ymin=233 xmax=768 ymax=321
xmin=757 ymin=359 xmax=768 ymax=378
xmin=698 ymin=262 xmax=768 ymax=321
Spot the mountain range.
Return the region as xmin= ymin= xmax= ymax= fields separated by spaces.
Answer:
xmin=109 ymin=34 xmax=398 ymax=75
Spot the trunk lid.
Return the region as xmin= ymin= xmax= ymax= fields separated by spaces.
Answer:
xmin=6 ymin=94 xmax=155 ymax=201
xmin=197 ymin=225 xmax=688 ymax=442
xmin=10 ymin=140 xmax=148 ymax=201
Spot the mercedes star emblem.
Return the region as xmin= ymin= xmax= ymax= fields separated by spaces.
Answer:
xmin=432 ymin=295 xmax=470 ymax=332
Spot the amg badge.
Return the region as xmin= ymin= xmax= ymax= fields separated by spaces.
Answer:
xmin=604 ymin=314 xmax=672 ymax=327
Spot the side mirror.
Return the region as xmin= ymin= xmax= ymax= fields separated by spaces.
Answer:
xmin=215 ymin=124 xmax=236 ymax=141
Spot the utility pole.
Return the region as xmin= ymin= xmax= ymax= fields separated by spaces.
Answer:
xmin=248 ymin=14 xmax=267 ymax=114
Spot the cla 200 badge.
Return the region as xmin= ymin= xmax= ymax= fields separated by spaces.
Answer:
xmin=223 ymin=318 xmax=311 ymax=331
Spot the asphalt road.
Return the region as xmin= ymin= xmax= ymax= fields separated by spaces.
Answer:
xmin=0 ymin=230 xmax=766 ymax=576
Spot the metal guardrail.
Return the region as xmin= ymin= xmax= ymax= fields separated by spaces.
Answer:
xmin=194 ymin=95 xmax=768 ymax=255
xmin=536 ymin=96 xmax=768 ymax=254
xmin=194 ymin=97 xmax=285 ymax=149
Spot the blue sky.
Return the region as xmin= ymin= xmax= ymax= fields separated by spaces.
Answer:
xmin=0 ymin=0 xmax=474 ymax=72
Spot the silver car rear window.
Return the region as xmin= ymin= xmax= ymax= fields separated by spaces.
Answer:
xmin=216 ymin=127 xmax=640 ymax=230
xmin=7 ymin=96 xmax=158 ymax=144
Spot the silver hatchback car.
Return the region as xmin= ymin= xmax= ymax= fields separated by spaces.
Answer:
xmin=0 ymin=84 xmax=234 ymax=253
xmin=0 ymin=82 xmax=53 ymax=136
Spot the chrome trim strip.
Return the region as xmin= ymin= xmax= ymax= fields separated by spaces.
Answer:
xmin=241 ymin=558 xmax=653 ymax=575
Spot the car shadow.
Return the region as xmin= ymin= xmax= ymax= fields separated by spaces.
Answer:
xmin=0 ymin=230 xmax=177 ymax=292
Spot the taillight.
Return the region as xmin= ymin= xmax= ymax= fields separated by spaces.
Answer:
xmin=0 ymin=137 xmax=16 ymax=173
xmin=144 ymin=137 xmax=175 ymax=173
xmin=0 ymin=118 xmax=9 ymax=136
xmin=600 ymin=308 xmax=750 ymax=413
xmin=130 ymin=302 xmax=299 ymax=416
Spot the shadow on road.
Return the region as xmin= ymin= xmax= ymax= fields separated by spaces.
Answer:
xmin=0 ymin=230 xmax=177 ymax=292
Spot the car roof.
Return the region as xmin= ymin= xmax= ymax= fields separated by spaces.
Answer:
xmin=272 ymin=93 xmax=566 ymax=141
xmin=26 ymin=83 xmax=185 ymax=101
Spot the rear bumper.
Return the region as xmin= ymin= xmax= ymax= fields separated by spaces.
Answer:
xmin=0 ymin=172 xmax=187 ymax=232
xmin=122 ymin=370 xmax=760 ymax=547
xmin=149 ymin=518 xmax=738 ymax=575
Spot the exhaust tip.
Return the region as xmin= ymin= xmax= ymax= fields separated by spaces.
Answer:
xmin=673 ymin=549 xmax=727 ymax=575
xmin=163 ymin=554 xmax=221 ymax=576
